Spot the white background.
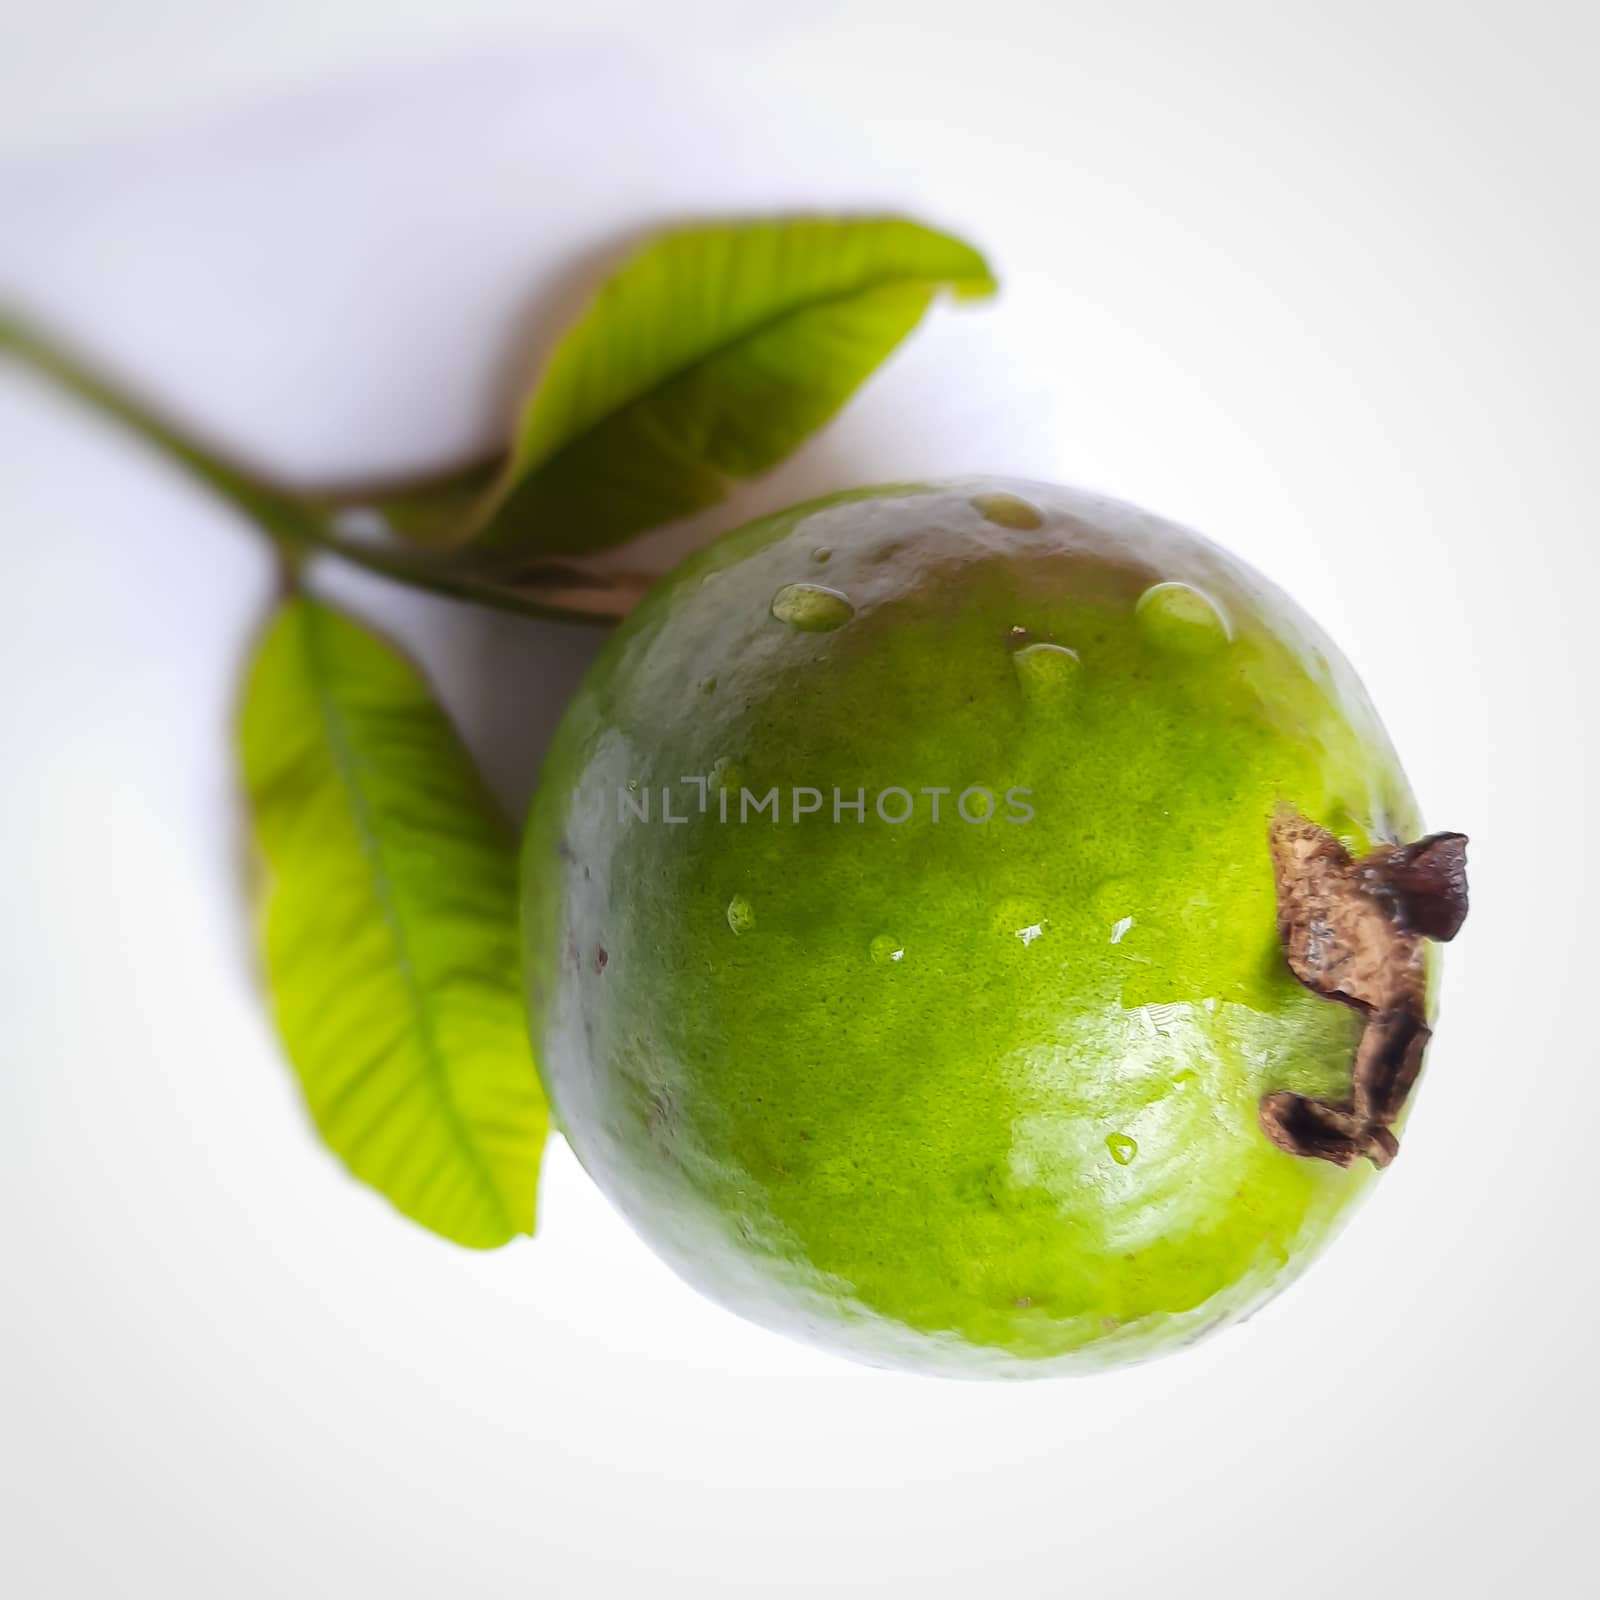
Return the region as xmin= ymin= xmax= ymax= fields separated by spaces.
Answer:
xmin=2 ymin=3 xmax=1596 ymax=1596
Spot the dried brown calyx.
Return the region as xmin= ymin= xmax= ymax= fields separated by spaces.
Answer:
xmin=1259 ymin=808 xmax=1469 ymax=1168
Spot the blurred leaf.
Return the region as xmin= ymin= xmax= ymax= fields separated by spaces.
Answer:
xmin=380 ymin=216 xmax=996 ymax=555
xmin=240 ymin=598 xmax=548 ymax=1247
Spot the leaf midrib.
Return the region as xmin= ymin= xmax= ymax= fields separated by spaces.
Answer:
xmin=298 ymin=603 xmax=513 ymax=1237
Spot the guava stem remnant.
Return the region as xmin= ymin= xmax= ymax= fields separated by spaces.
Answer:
xmin=1260 ymin=809 xmax=1469 ymax=1168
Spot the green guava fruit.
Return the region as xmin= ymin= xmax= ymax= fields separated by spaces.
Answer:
xmin=521 ymin=479 xmax=1467 ymax=1375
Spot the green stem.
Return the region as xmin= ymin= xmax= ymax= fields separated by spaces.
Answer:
xmin=0 ymin=310 xmax=623 ymax=625
xmin=0 ymin=311 xmax=331 ymax=546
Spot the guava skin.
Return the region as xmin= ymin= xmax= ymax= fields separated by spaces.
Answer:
xmin=522 ymin=479 xmax=1428 ymax=1375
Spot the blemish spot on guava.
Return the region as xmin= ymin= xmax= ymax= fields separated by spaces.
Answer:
xmin=726 ymin=895 xmax=756 ymax=935
xmin=1013 ymin=1296 xmax=1034 ymax=1309
xmin=870 ymin=933 xmax=905 ymax=965
xmin=1011 ymin=641 xmax=1081 ymax=708
xmin=811 ymin=546 xmax=832 ymax=564
xmin=700 ymin=676 xmax=717 ymax=695
xmin=594 ymin=947 xmax=608 ymax=972
xmin=770 ymin=583 xmax=854 ymax=632
xmin=1109 ymin=915 xmax=1134 ymax=944
xmin=971 ymin=492 xmax=1044 ymax=530
xmin=1106 ymin=1132 xmax=1139 ymax=1165
xmin=710 ymin=756 xmax=743 ymax=793
xmin=645 ymin=1087 xmax=673 ymax=1138
xmin=1135 ymin=581 xmax=1232 ymax=654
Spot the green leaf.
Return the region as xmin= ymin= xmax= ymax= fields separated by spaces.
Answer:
xmin=239 ymin=597 xmax=548 ymax=1248
xmin=381 ymin=216 xmax=996 ymax=555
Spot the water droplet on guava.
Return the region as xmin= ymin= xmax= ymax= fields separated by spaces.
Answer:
xmin=812 ymin=546 xmax=832 ymax=564
xmin=770 ymin=583 xmax=854 ymax=632
xmin=1011 ymin=641 xmax=1080 ymax=709
xmin=870 ymin=934 xmax=905 ymax=965
xmin=971 ymin=492 xmax=1044 ymax=530
xmin=991 ymin=897 xmax=1050 ymax=947
xmin=1135 ymin=581 xmax=1232 ymax=654
xmin=726 ymin=895 xmax=756 ymax=935
xmin=1109 ymin=915 xmax=1134 ymax=944
xmin=1106 ymin=1132 xmax=1139 ymax=1165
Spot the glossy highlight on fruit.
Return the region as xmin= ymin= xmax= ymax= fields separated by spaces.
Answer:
xmin=522 ymin=479 xmax=1458 ymax=1375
